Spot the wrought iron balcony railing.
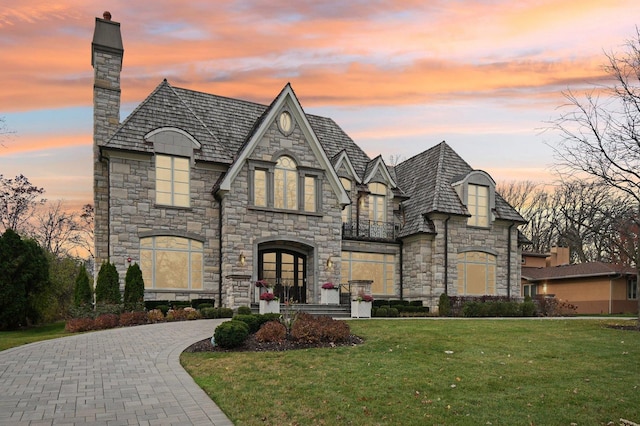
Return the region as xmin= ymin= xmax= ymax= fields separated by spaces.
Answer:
xmin=341 ymin=220 xmax=398 ymax=241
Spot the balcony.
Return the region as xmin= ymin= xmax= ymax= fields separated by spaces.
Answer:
xmin=341 ymin=220 xmax=398 ymax=242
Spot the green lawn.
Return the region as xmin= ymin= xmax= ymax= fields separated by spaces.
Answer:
xmin=181 ymin=319 xmax=640 ymax=425
xmin=0 ymin=321 xmax=71 ymax=352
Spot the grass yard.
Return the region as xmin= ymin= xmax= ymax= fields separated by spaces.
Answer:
xmin=0 ymin=321 xmax=71 ymax=352
xmin=181 ymin=319 xmax=640 ymax=425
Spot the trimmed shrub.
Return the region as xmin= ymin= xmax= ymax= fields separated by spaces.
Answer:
xmin=217 ymin=307 xmax=234 ymax=318
xmin=387 ymin=307 xmax=399 ymax=317
xmin=320 ymin=317 xmax=351 ymax=343
xmin=65 ymin=317 xmax=95 ymax=333
xmin=438 ymin=293 xmax=451 ymax=317
xmin=94 ymin=313 xmax=119 ymax=330
xmin=145 ymin=300 xmax=171 ymax=310
xmin=237 ymin=306 xmax=252 ymax=315
xmin=200 ymin=307 xmax=218 ymax=319
xmin=123 ymin=263 xmax=144 ymax=310
xmin=95 ymin=261 xmax=121 ymax=305
xmin=214 ymin=320 xmax=250 ymax=348
xmin=94 ymin=303 xmax=122 ymax=317
xmin=290 ymin=313 xmax=351 ymax=344
xmin=119 ymin=311 xmax=148 ymax=327
xmin=255 ymin=320 xmax=287 ymax=343
xmin=166 ymin=309 xmax=187 ymax=322
xmin=156 ymin=305 xmax=170 ymax=315
xmin=197 ymin=303 xmax=213 ymax=310
xmin=147 ymin=309 xmax=165 ymax=323
xmin=191 ymin=298 xmax=215 ymax=309
xmin=234 ymin=314 xmax=261 ymax=333
xmin=374 ymin=307 xmax=388 ymax=317
xmin=522 ymin=300 xmax=537 ymax=317
xmin=184 ymin=307 xmax=202 ymax=320
xmin=73 ymin=264 xmax=93 ymax=307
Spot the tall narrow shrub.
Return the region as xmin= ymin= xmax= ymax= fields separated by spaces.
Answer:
xmin=95 ymin=261 xmax=121 ymax=305
xmin=74 ymin=263 xmax=93 ymax=307
xmin=123 ymin=263 xmax=144 ymax=310
xmin=438 ymin=293 xmax=451 ymax=317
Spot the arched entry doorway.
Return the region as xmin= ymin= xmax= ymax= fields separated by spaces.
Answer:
xmin=258 ymin=249 xmax=307 ymax=303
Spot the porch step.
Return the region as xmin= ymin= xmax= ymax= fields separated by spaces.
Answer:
xmin=250 ymin=303 xmax=351 ymax=318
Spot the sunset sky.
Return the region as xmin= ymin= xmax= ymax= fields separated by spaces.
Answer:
xmin=1 ymin=1 xmax=639 ymax=211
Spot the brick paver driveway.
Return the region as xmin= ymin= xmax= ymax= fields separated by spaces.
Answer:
xmin=0 ymin=319 xmax=233 ymax=425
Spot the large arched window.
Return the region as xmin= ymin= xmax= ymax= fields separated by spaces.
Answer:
xmin=456 ymin=251 xmax=496 ymax=295
xmin=275 ymin=156 xmax=298 ymax=210
xmin=140 ymin=236 xmax=203 ymax=290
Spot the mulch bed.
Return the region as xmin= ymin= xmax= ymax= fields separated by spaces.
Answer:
xmin=184 ymin=333 xmax=364 ymax=353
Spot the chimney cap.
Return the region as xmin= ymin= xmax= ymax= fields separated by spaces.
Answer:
xmin=103 ymin=11 xmax=112 ymax=21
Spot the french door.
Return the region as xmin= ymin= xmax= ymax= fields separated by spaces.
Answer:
xmin=258 ymin=249 xmax=307 ymax=303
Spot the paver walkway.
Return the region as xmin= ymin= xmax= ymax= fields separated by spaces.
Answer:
xmin=0 ymin=319 xmax=233 ymax=425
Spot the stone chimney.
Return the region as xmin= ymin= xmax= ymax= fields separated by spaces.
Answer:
xmin=92 ymin=11 xmax=123 ymax=268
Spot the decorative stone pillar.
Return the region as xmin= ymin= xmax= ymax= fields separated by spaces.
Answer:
xmin=225 ymin=274 xmax=251 ymax=309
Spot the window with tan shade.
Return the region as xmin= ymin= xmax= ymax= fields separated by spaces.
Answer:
xmin=340 ymin=178 xmax=352 ymax=223
xmin=253 ymin=169 xmax=267 ymax=207
xmin=341 ymin=251 xmax=395 ymax=295
xmin=155 ymin=155 xmax=190 ymax=207
xmin=457 ymin=251 xmax=496 ymax=295
xmin=275 ymin=156 xmax=298 ymax=210
xmin=140 ymin=236 xmax=203 ymax=290
xmin=368 ymin=182 xmax=387 ymax=223
xmin=467 ymin=184 xmax=489 ymax=227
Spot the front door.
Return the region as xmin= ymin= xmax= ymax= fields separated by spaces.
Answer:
xmin=259 ymin=249 xmax=307 ymax=303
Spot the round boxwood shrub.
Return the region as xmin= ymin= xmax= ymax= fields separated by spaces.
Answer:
xmin=374 ymin=307 xmax=388 ymax=317
xmin=200 ymin=307 xmax=217 ymax=319
xmin=237 ymin=306 xmax=252 ymax=315
xmin=213 ymin=320 xmax=250 ymax=348
xmin=234 ymin=314 xmax=260 ymax=333
xmin=197 ymin=303 xmax=213 ymax=310
xmin=387 ymin=307 xmax=399 ymax=317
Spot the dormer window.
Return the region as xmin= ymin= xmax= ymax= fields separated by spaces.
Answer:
xmin=452 ymin=170 xmax=495 ymax=228
xmin=468 ymin=184 xmax=489 ymax=227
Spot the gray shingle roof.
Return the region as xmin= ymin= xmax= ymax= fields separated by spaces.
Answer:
xmin=394 ymin=141 xmax=525 ymax=237
xmin=105 ymin=80 xmax=372 ymax=176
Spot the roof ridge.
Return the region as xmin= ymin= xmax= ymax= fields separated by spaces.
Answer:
xmin=166 ymin=81 xmax=224 ymax=147
xmin=431 ymin=141 xmax=449 ymax=211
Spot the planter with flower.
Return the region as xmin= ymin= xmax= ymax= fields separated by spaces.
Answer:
xmin=259 ymin=291 xmax=280 ymax=314
xmin=255 ymin=279 xmax=271 ymax=303
xmin=320 ymin=282 xmax=340 ymax=305
xmin=351 ymin=294 xmax=373 ymax=318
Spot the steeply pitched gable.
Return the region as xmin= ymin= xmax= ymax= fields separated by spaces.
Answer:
xmin=216 ymin=83 xmax=350 ymax=206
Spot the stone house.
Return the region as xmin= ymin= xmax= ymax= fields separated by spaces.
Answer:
xmin=91 ymin=14 xmax=526 ymax=312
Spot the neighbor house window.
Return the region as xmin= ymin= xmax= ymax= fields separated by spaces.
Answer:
xmin=340 ymin=178 xmax=352 ymax=223
xmin=467 ymin=184 xmax=489 ymax=227
xmin=341 ymin=251 xmax=395 ymax=295
xmin=275 ymin=156 xmax=298 ymax=210
xmin=522 ymin=283 xmax=537 ymax=298
xmin=628 ymin=277 xmax=638 ymax=300
xmin=457 ymin=251 xmax=496 ymax=295
xmin=140 ymin=236 xmax=203 ymax=290
xmin=156 ymin=155 xmax=190 ymax=207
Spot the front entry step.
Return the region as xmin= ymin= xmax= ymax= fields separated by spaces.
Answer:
xmin=250 ymin=303 xmax=351 ymax=318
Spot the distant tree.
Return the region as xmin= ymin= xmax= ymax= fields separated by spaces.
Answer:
xmin=95 ymin=261 xmax=121 ymax=305
xmin=74 ymin=263 xmax=93 ymax=307
xmin=0 ymin=116 xmax=14 ymax=147
xmin=123 ymin=263 xmax=144 ymax=310
xmin=30 ymin=201 xmax=80 ymax=258
xmin=0 ymin=174 xmax=46 ymax=234
xmin=550 ymin=29 xmax=640 ymax=321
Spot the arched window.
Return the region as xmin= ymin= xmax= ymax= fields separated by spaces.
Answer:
xmin=140 ymin=236 xmax=203 ymax=290
xmin=275 ymin=156 xmax=298 ymax=210
xmin=457 ymin=251 xmax=496 ymax=295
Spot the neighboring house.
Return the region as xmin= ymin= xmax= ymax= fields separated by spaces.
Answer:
xmin=91 ymin=14 xmax=526 ymax=312
xmin=521 ymin=248 xmax=638 ymax=314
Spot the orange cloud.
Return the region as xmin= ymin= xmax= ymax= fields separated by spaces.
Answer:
xmin=2 ymin=132 xmax=90 ymax=155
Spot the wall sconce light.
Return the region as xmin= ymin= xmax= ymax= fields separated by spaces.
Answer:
xmin=326 ymin=257 xmax=334 ymax=271
xmin=239 ymin=252 xmax=246 ymax=266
